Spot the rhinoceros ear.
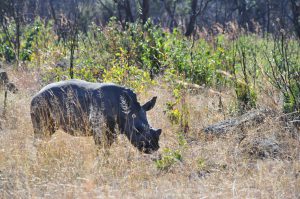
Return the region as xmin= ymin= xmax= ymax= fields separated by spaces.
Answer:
xmin=156 ymin=129 xmax=162 ymax=137
xmin=142 ymin=96 xmax=157 ymax=111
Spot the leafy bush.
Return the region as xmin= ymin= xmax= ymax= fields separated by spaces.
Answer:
xmin=155 ymin=133 xmax=187 ymax=171
xmin=0 ymin=23 xmax=16 ymax=62
xmin=264 ymin=33 xmax=300 ymax=114
xmin=235 ymin=82 xmax=257 ymax=112
xmin=218 ymin=35 xmax=259 ymax=113
xmin=154 ymin=148 xmax=182 ymax=171
xmin=164 ymin=81 xmax=190 ymax=133
xmin=20 ymin=19 xmax=42 ymax=61
xmin=4 ymin=16 xmax=298 ymax=119
xmin=0 ymin=41 xmax=15 ymax=62
xmin=102 ymin=47 xmax=155 ymax=93
xmin=138 ymin=20 xmax=166 ymax=78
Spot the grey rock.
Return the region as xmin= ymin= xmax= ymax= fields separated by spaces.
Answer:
xmin=248 ymin=137 xmax=281 ymax=159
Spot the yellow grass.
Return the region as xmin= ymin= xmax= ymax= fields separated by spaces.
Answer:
xmin=0 ymin=69 xmax=299 ymax=198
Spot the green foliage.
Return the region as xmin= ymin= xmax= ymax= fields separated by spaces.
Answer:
xmin=74 ymin=67 xmax=99 ymax=82
xmin=165 ymin=102 xmax=181 ymax=125
xmin=20 ymin=19 xmax=42 ymax=61
xmin=0 ymin=23 xmax=16 ymax=62
xmin=235 ymin=82 xmax=257 ymax=112
xmin=139 ymin=20 xmax=166 ymax=77
xmin=102 ymin=47 xmax=155 ymax=93
xmin=226 ymin=36 xmax=259 ymax=113
xmin=177 ymin=132 xmax=188 ymax=148
xmin=99 ymin=19 xmax=166 ymax=78
xmin=164 ymin=87 xmax=182 ymax=125
xmin=164 ymin=80 xmax=190 ymax=133
xmin=27 ymin=19 xmax=60 ymax=69
xmin=0 ymin=41 xmax=15 ymax=62
xmin=163 ymin=31 xmax=192 ymax=80
xmin=41 ymin=67 xmax=68 ymax=83
xmin=0 ymin=18 xmax=46 ymax=62
xmin=155 ymin=132 xmax=187 ymax=171
xmin=196 ymin=158 xmax=206 ymax=171
xmin=154 ymin=147 xmax=182 ymax=171
xmin=163 ymin=32 xmax=235 ymax=87
xmin=4 ymin=16 xmax=299 ymax=117
xmin=263 ymin=33 xmax=300 ymax=113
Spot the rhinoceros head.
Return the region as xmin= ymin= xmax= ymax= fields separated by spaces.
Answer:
xmin=120 ymin=90 xmax=161 ymax=154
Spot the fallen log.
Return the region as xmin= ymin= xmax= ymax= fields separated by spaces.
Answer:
xmin=203 ymin=109 xmax=271 ymax=136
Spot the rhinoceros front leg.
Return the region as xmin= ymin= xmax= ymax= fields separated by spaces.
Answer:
xmin=105 ymin=121 xmax=117 ymax=146
xmin=92 ymin=121 xmax=116 ymax=148
xmin=31 ymin=108 xmax=56 ymax=144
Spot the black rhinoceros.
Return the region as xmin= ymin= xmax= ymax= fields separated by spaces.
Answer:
xmin=30 ymin=79 xmax=161 ymax=153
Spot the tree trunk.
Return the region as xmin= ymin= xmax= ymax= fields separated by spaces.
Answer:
xmin=48 ymin=0 xmax=58 ymax=26
xmin=290 ymin=0 xmax=300 ymax=39
xmin=141 ymin=0 xmax=149 ymax=24
xmin=124 ymin=0 xmax=134 ymax=23
xmin=185 ymin=0 xmax=212 ymax=37
xmin=15 ymin=18 xmax=20 ymax=61
xmin=185 ymin=14 xmax=197 ymax=36
xmin=185 ymin=0 xmax=199 ymax=36
xmin=237 ymin=0 xmax=248 ymax=29
xmin=163 ymin=0 xmax=178 ymax=32
xmin=266 ymin=0 xmax=270 ymax=33
xmin=13 ymin=1 xmax=22 ymax=62
xmin=69 ymin=39 xmax=75 ymax=79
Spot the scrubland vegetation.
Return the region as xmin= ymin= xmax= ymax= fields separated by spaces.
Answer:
xmin=0 ymin=0 xmax=300 ymax=198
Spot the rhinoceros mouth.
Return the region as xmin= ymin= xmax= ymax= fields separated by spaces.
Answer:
xmin=143 ymin=149 xmax=155 ymax=154
xmin=137 ymin=141 xmax=160 ymax=154
xmin=140 ymin=147 xmax=158 ymax=154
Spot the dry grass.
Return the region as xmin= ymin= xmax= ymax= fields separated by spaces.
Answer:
xmin=0 ymin=69 xmax=299 ymax=199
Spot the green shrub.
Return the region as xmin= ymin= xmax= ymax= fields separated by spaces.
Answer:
xmin=20 ymin=19 xmax=42 ymax=61
xmin=155 ymin=148 xmax=182 ymax=171
xmin=263 ymin=33 xmax=300 ymax=114
xmin=230 ymin=36 xmax=259 ymax=113
xmin=235 ymin=81 xmax=257 ymax=112
xmin=164 ymin=81 xmax=190 ymax=133
xmin=0 ymin=23 xmax=16 ymax=62
xmin=155 ymin=132 xmax=187 ymax=171
xmin=102 ymin=47 xmax=155 ymax=93
xmin=3 ymin=16 xmax=298 ymax=119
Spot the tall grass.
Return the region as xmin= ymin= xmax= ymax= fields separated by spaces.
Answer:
xmin=0 ymin=18 xmax=299 ymax=198
xmin=0 ymin=69 xmax=299 ymax=198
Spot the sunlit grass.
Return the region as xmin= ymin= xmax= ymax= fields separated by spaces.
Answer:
xmin=0 ymin=68 xmax=299 ymax=198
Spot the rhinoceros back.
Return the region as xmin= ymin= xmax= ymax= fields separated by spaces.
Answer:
xmin=30 ymin=79 xmax=121 ymax=136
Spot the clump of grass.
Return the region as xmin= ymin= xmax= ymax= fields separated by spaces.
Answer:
xmin=155 ymin=148 xmax=182 ymax=171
